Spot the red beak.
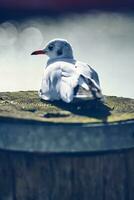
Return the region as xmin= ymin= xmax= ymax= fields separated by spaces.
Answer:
xmin=31 ymin=50 xmax=45 ymax=55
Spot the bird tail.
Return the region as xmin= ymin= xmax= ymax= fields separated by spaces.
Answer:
xmin=77 ymin=75 xmax=103 ymax=100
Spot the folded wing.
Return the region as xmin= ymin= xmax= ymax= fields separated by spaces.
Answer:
xmin=39 ymin=61 xmax=103 ymax=102
xmin=75 ymin=61 xmax=103 ymax=99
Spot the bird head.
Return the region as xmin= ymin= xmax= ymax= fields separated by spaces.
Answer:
xmin=31 ymin=38 xmax=74 ymax=60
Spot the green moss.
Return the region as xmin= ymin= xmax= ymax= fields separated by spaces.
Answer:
xmin=0 ymin=91 xmax=134 ymax=124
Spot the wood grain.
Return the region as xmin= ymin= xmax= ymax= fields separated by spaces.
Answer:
xmin=0 ymin=150 xmax=134 ymax=200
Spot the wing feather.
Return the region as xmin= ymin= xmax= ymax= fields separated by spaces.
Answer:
xmin=75 ymin=61 xmax=103 ymax=98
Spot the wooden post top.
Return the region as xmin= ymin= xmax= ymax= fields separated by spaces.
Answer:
xmin=0 ymin=117 xmax=134 ymax=154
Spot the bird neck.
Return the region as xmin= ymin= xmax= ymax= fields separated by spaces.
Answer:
xmin=46 ymin=56 xmax=75 ymax=67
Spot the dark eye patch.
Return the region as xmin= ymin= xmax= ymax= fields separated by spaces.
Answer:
xmin=48 ymin=44 xmax=54 ymax=51
xmin=57 ymin=48 xmax=63 ymax=56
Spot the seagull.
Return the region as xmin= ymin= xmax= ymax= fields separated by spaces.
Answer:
xmin=31 ymin=38 xmax=103 ymax=103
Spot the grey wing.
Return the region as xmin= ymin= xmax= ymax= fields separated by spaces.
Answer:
xmin=89 ymin=65 xmax=100 ymax=86
xmin=75 ymin=62 xmax=103 ymax=99
xmin=86 ymin=65 xmax=103 ymax=99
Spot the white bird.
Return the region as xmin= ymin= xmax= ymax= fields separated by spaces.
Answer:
xmin=31 ymin=38 xmax=103 ymax=103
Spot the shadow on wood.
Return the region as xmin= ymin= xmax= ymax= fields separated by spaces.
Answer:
xmin=41 ymin=99 xmax=111 ymax=123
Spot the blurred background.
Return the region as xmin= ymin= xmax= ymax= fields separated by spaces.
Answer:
xmin=0 ymin=0 xmax=134 ymax=98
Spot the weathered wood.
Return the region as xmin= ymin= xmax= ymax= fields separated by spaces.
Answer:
xmin=0 ymin=91 xmax=134 ymax=124
xmin=126 ymin=150 xmax=134 ymax=200
xmin=0 ymin=152 xmax=13 ymax=200
xmin=0 ymin=91 xmax=134 ymax=199
xmin=0 ymin=150 xmax=134 ymax=200
xmin=71 ymin=155 xmax=103 ymax=200
xmin=0 ymin=118 xmax=134 ymax=153
xmin=11 ymin=154 xmax=74 ymax=200
xmin=102 ymin=153 xmax=127 ymax=200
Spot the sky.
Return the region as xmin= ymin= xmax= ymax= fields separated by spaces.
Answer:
xmin=0 ymin=3 xmax=134 ymax=98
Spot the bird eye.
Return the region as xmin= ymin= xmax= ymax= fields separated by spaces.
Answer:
xmin=48 ymin=45 xmax=54 ymax=51
xmin=57 ymin=49 xmax=63 ymax=56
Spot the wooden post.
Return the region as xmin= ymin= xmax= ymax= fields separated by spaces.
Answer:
xmin=0 ymin=118 xmax=134 ymax=200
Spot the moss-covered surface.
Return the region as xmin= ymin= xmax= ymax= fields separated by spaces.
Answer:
xmin=0 ymin=91 xmax=134 ymax=124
